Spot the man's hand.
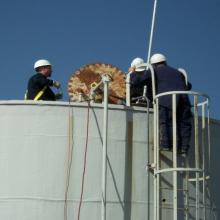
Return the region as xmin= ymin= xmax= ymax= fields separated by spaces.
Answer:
xmin=53 ymin=81 xmax=61 ymax=89
xmin=55 ymin=92 xmax=63 ymax=100
xmin=128 ymin=67 xmax=136 ymax=73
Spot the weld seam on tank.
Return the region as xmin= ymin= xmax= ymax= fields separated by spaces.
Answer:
xmin=0 ymin=197 xmax=153 ymax=204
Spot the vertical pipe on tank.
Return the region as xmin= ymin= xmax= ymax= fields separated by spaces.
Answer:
xmin=172 ymin=94 xmax=178 ymax=220
xmin=146 ymin=97 xmax=150 ymax=220
xmin=101 ymin=75 xmax=110 ymax=220
xmin=151 ymin=62 xmax=157 ymax=220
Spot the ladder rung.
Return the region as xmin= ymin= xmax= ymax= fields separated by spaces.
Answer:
xmin=160 ymin=205 xmax=189 ymax=211
xmin=160 ymin=187 xmax=188 ymax=192
xmin=188 ymin=176 xmax=210 ymax=182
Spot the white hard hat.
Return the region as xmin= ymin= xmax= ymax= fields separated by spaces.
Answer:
xmin=34 ymin=59 xmax=52 ymax=69
xmin=130 ymin=57 xmax=145 ymax=71
xmin=150 ymin=53 xmax=166 ymax=64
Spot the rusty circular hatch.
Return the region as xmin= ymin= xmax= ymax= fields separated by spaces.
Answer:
xmin=68 ymin=63 xmax=126 ymax=104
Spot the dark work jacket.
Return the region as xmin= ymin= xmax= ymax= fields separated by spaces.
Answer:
xmin=130 ymin=64 xmax=191 ymax=108
xmin=27 ymin=73 xmax=56 ymax=101
xmin=130 ymin=71 xmax=153 ymax=102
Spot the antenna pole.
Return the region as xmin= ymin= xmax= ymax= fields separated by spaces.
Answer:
xmin=147 ymin=0 xmax=158 ymax=63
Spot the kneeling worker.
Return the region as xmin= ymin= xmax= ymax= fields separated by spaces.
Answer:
xmin=26 ymin=59 xmax=62 ymax=101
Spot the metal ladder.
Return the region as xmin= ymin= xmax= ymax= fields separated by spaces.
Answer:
xmin=125 ymin=63 xmax=215 ymax=219
xmin=152 ymin=91 xmax=211 ymax=220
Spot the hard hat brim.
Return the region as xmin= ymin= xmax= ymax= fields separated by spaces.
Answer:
xmin=135 ymin=65 xmax=146 ymax=72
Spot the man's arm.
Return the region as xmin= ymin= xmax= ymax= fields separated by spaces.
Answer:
xmin=35 ymin=75 xmax=54 ymax=87
xmin=130 ymin=70 xmax=151 ymax=86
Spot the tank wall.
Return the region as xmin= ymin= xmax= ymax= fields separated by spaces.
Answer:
xmin=0 ymin=101 xmax=218 ymax=220
xmin=66 ymin=104 xmax=151 ymax=220
xmin=0 ymin=102 xmax=151 ymax=220
xmin=0 ymin=104 xmax=69 ymax=220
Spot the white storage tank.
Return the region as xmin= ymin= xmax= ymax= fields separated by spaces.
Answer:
xmin=0 ymin=101 xmax=151 ymax=220
xmin=0 ymin=101 xmax=218 ymax=220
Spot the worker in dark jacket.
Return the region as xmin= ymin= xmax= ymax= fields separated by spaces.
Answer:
xmin=129 ymin=57 xmax=153 ymax=105
xmin=130 ymin=54 xmax=192 ymax=153
xmin=26 ymin=59 xmax=61 ymax=101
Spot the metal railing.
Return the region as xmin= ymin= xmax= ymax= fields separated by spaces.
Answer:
xmin=153 ymin=91 xmax=211 ymax=220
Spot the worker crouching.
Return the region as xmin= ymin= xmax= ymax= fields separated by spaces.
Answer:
xmin=26 ymin=59 xmax=62 ymax=101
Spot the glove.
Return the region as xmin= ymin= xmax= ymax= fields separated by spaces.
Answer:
xmin=53 ymin=80 xmax=61 ymax=89
xmin=55 ymin=92 xmax=63 ymax=100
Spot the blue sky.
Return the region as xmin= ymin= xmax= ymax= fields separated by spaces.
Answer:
xmin=0 ymin=0 xmax=219 ymax=119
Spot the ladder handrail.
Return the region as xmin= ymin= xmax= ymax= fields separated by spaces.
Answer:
xmin=154 ymin=90 xmax=210 ymax=101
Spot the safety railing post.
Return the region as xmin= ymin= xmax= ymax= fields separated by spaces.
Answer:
xmin=207 ymin=102 xmax=211 ymax=176
xmin=194 ymin=95 xmax=200 ymax=220
xmin=153 ymin=98 xmax=158 ymax=220
xmin=156 ymin=99 xmax=160 ymax=220
xmin=185 ymin=156 xmax=190 ymax=220
xmin=207 ymin=103 xmax=213 ymax=219
xmin=202 ymin=104 xmax=206 ymax=220
xmin=101 ymin=75 xmax=110 ymax=220
xmin=172 ymin=94 xmax=178 ymax=220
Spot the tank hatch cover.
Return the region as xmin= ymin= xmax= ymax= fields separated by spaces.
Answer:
xmin=68 ymin=63 xmax=126 ymax=104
